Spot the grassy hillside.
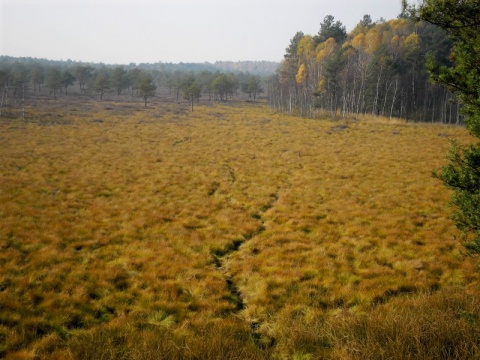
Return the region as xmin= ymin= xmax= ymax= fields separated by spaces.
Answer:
xmin=1 ymin=96 xmax=479 ymax=359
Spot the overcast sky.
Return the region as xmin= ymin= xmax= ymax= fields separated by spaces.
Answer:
xmin=1 ymin=0 xmax=403 ymax=65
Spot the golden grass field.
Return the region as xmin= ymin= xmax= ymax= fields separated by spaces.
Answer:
xmin=1 ymin=95 xmax=480 ymax=359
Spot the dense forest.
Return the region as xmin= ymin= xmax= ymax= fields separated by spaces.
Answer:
xmin=268 ymin=12 xmax=459 ymax=123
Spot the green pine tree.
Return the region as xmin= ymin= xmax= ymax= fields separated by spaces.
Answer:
xmin=419 ymin=0 xmax=480 ymax=254
xmin=183 ymin=81 xmax=201 ymax=112
xmin=137 ymin=72 xmax=157 ymax=108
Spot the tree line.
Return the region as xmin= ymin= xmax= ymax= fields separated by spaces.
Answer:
xmin=141 ymin=60 xmax=278 ymax=76
xmin=0 ymin=57 xmax=265 ymax=117
xmin=268 ymin=9 xmax=460 ymax=123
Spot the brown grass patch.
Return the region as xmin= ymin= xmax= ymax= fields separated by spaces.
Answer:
xmin=0 ymin=98 xmax=478 ymax=358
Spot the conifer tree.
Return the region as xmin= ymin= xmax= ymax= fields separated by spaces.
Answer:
xmin=111 ymin=66 xmax=128 ymax=96
xmin=419 ymin=0 xmax=480 ymax=254
xmin=137 ymin=72 xmax=156 ymax=107
xmin=92 ymin=69 xmax=110 ymax=100
xmin=314 ymin=15 xmax=347 ymax=46
xmin=183 ymin=81 xmax=201 ymax=111
xmin=46 ymin=66 xmax=62 ymax=99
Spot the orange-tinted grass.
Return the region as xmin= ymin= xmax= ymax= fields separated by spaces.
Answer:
xmin=0 ymin=99 xmax=478 ymax=358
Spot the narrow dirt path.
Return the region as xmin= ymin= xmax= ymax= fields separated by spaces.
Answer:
xmin=211 ymin=183 xmax=280 ymax=347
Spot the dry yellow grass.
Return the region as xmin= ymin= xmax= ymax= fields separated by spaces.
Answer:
xmin=0 ymin=96 xmax=479 ymax=358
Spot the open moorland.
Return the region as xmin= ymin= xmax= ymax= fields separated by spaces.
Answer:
xmin=1 ymin=93 xmax=480 ymax=359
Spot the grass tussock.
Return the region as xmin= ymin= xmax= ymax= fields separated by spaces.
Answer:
xmin=0 ymin=96 xmax=479 ymax=358
xmin=275 ymin=287 xmax=480 ymax=359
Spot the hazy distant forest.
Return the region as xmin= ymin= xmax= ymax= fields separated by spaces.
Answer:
xmin=0 ymin=58 xmax=276 ymax=113
xmin=0 ymin=11 xmax=459 ymax=123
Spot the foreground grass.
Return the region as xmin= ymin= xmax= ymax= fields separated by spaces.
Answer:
xmin=0 ymin=97 xmax=479 ymax=358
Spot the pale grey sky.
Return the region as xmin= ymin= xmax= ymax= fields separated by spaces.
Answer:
xmin=1 ymin=0 xmax=403 ymax=64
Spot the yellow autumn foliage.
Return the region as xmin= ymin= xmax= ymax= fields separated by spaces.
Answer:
xmin=403 ymin=32 xmax=420 ymax=56
xmin=350 ymin=32 xmax=365 ymax=49
xmin=296 ymin=35 xmax=315 ymax=62
xmin=317 ymin=78 xmax=326 ymax=93
xmin=316 ymin=37 xmax=338 ymax=63
xmin=295 ymin=63 xmax=306 ymax=84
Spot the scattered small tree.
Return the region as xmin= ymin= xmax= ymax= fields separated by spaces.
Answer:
xmin=0 ymin=68 xmax=10 ymax=116
xmin=183 ymin=81 xmax=202 ymax=111
xmin=31 ymin=63 xmax=45 ymax=93
xmin=212 ymin=73 xmax=236 ymax=101
xmin=242 ymin=75 xmax=263 ymax=102
xmin=128 ymin=68 xmax=142 ymax=96
xmin=111 ymin=66 xmax=128 ymax=96
xmin=61 ymin=70 xmax=75 ymax=95
xmin=73 ymin=65 xmax=94 ymax=93
xmin=92 ymin=69 xmax=110 ymax=100
xmin=137 ymin=73 xmax=157 ymax=107
xmin=46 ymin=66 xmax=62 ymax=99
